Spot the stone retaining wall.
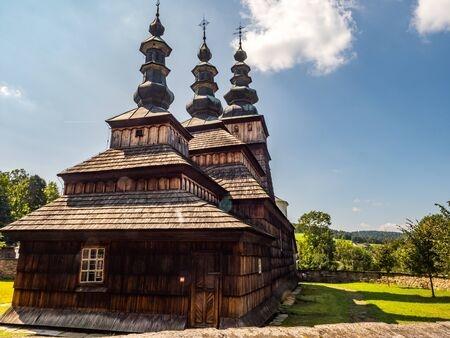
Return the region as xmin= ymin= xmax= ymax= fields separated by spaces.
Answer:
xmin=0 ymin=259 xmax=17 ymax=279
xmin=299 ymin=270 xmax=450 ymax=290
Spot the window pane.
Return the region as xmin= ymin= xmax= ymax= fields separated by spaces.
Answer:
xmin=81 ymin=272 xmax=87 ymax=282
xmin=80 ymin=247 xmax=105 ymax=284
xmin=95 ymin=271 xmax=103 ymax=282
xmin=88 ymin=272 xmax=95 ymax=282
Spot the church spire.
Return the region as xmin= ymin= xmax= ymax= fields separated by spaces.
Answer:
xmin=186 ymin=17 xmax=223 ymax=120
xmin=222 ymin=24 xmax=258 ymax=118
xmin=134 ymin=0 xmax=174 ymax=111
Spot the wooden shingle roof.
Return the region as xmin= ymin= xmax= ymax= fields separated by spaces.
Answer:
xmin=189 ymin=129 xmax=244 ymax=151
xmin=205 ymin=164 xmax=269 ymax=199
xmin=2 ymin=190 xmax=254 ymax=232
xmin=60 ymin=145 xmax=190 ymax=175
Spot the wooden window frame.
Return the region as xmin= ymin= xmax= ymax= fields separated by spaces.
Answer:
xmin=79 ymin=247 xmax=106 ymax=284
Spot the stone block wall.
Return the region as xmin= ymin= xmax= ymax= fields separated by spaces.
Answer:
xmin=298 ymin=270 xmax=450 ymax=291
xmin=0 ymin=259 xmax=17 ymax=279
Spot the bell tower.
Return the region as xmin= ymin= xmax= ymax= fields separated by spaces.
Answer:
xmin=221 ymin=25 xmax=274 ymax=198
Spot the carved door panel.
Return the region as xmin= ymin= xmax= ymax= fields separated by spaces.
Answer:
xmin=190 ymin=253 xmax=221 ymax=328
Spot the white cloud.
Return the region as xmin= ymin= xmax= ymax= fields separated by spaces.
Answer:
xmin=359 ymin=222 xmax=370 ymax=228
xmin=0 ymin=84 xmax=22 ymax=99
xmin=239 ymin=0 xmax=356 ymax=74
xmin=352 ymin=206 xmax=362 ymax=213
xmin=412 ymin=0 xmax=450 ymax=35
xmin=379 ymin=222 xmax=401 ymax=232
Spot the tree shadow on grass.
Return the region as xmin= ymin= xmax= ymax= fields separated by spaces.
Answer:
xmin=344 ymin=289 xmax=450 ymax=304
xmin=282 ymin=284 xmax=449 ymax=327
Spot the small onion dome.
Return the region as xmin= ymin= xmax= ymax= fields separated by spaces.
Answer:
xmin=198 ymin=42 xmax=212 ymax=62
xmin=234 ymin=47 xmax=247 ymax=62
xmin=149 ymin=11 xmax=165 ymax=37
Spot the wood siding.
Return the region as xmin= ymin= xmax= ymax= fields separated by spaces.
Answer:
xmin=13 ymin=233 xmax=296 ymax=327
xmin=110 ymin=124 xmax=189 ymax=157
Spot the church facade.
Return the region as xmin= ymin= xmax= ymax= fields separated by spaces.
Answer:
xmin=0 ymin=4 xmax=298 ymax=333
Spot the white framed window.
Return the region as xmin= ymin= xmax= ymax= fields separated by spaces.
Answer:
xmin=258 ymin=258 xmax=262 ymax=274
xmin=80 ymin=247 xmax=105 ymax=283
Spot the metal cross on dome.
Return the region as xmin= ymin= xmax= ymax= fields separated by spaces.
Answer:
xmin=199 ymin=15 xmax=210 ymax=42
xmin=156 ymin=0 xmax=160 ymax=17
xmin=234 ymin=23 xmax=246 ymax=48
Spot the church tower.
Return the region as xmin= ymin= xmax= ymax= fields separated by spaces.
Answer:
xmin=186 ymin=18 xmax=223 ymax=122
xmin=221 ymin=26 xmax=274 ymax=198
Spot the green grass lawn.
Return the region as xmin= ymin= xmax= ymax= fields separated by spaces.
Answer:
xmin=282 ymin=282 xmax=450 ymax=326
xmin=0 ymin=281 xmax=13 ymax=316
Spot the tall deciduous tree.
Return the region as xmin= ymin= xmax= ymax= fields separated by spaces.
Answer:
xmin=402 ymin=214 xmax=446 ymax=297
xmin=28 ymin=175 xmax=47 ymax=211
xmin=297 ymin=211 xmax=335 ymax=270
xmin=435 ymin=202 xmax=450 ymax=275
xmin=296 ymin=210 xmax=331 ymax=233
xmin=44 ymin=182 xmax=60 ymax=203
xmin=0 ymin=173 xmax=12 ymax=227
xmin=6 ymin=169 xmax=30 ymax=220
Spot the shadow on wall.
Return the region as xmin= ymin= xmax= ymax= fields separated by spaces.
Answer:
xmin=281 ymin=284 xmax=450 ymax=327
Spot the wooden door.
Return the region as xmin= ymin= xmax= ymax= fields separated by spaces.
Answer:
xmin=189 ymin=253 xmax=221 ymax=328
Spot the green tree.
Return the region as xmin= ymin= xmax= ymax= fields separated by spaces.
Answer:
xmin=297 ymin=211 xmax=335 ymax=270
xmin=44 ymin=181 xmax=60 ymax=203
xmin=434 ymin=202 xmax=450 ymax=275
xmin=374 ymin=244 xmax=395 ymax=275
xmin=401 ymin=214 xmax=446 ymax=297
xmin=335 ymin=239 xmax=354 ymax=270
xmin=27 ymin=175 xmax=47 ymax=211
xmin=351 ymin=246 xmax=373 ymax=271
xmin=296 ymin=210 xmax=331 ymax=233
xmin=335 ymin=240 xmax=373 ymax=271
xmin=0 ymin=172 xmax=12 ymax=227
xmin=6 ymin=169 xmax=30 ymax=220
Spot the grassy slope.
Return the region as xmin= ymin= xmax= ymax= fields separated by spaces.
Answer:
xmin=0 ymin=281 xmax=13 ymax=316
xmin=283 ymin=282 xmax=450 ymax=327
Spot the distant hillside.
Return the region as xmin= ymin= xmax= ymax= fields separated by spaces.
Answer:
xmin=332 ymin=230 xmax=403 ymax=244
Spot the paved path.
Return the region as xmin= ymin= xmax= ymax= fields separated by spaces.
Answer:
xmin=1 ymin=322 xmax=449 ymax=337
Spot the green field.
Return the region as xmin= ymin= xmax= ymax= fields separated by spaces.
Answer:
xmin=0 ymin=281 xmax=13 ymax=316
xmin=282 ymin=282 xmax=450 ymax=326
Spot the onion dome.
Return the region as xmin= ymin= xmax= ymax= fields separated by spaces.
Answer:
xmin=222 ymin=26 xmax=258 ymax=118
xmin=133 ymin=2 xmax=174 ymax=111
xmin=186 ymin=18 xmax=223 ymax=120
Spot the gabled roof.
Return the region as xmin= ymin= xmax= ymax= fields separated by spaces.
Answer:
xmin=181 ymin=117 xmax=226 ymax=132
xmin=59 ymin=145 xmax=189 ymax=175
xmin=189 ymin=128 xmax=244 ymax=151
xmin=205 ymin=164 xmax=269 ymax=200
xmin=2 ymin=191 xmax=256 ymax=232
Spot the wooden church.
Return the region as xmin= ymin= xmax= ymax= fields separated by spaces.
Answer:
xmin=0 ymin=3 xmax=298 ymax=333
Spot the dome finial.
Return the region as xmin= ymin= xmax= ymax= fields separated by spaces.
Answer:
xmin=150 ymin=0 xmax=165 ymax=37
xmin=197 ymin=16 xmax=212 ymax=62
xmin=237 ymin=23 xmax=244 ymax=49
xmin=199 ymin=15 xmax=209 ymax=43
xmin=233 ymin=24 xmax=247 ymax=62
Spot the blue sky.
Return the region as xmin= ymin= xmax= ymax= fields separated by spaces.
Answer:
xmin=1 ymin=0 xmax=449 ymax=231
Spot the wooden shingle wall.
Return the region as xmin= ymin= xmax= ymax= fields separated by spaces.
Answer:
xmin=13 ymin=241 xmax=231 ymax=316
xmin=110 ymin=124 xmax=189 ymax=157
xmin=64 ymin=176 xmax=219 ymax=205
